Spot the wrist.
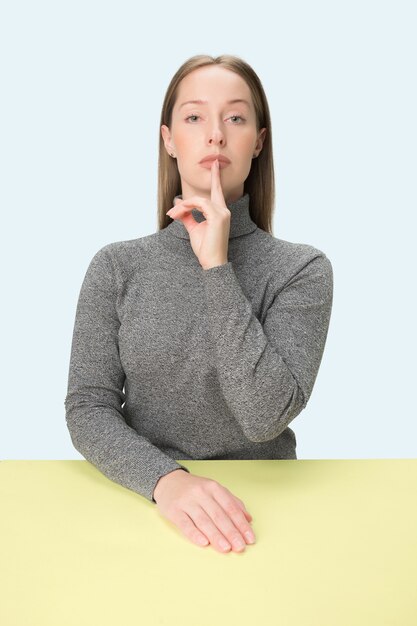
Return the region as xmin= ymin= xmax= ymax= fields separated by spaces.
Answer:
xmin=153 ymin=468 xmax=187 ymax=503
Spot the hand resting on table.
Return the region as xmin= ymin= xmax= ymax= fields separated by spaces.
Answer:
xmin=153 ymin=469 xmax=256 ymax=553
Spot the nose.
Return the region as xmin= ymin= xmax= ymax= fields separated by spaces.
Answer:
xmin=208 ymin=136 xmax=225 ymax=149
xmin=208 ymin=127 xmax=225 ymax=147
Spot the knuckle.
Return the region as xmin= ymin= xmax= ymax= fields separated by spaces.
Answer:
xmin=216 ymin=534 xmax=231 ymax=549
xmin=193 ymin=512 xmax=207 ymax=528
xmin=211 ymin=508 xmax=224 ymax=526
xmin=174 ymin=511 xmax=190 ymax=529
xmin=193 ymin=531 xmax=205 ymax=544
xmin=176 ymin=516 xmax=196 ymax=540
xmin=190 ymin=483 xmax=205 ymax=498
xmin=209 ymin=478 xmax=222 ymax=491
xmin=243 ymin=519 xmax=252 ymax=532
xmin=231 ymin=533 xmax=245 ymax=545
xmin=224 ymin=501 xmax=240 ymax=517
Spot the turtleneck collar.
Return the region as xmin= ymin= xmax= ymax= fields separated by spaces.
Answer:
xmin=165 ymin=192 xmax=258 ymax=240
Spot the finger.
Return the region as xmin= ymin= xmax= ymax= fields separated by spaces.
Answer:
xmin=166 ymin=201 xmax=204 ymax=235
xmin=228 ymin=494 xmax=255 ymax=530
xmin=232 ymin=497 xmax=252 ymax=522
xmin=174 ymin=509 xmax=210 ymax=548
xmin=210 ymin=159 xmax=226 ymax=208
xmin=202 ymin=496 xmax=252 ymax=551
xmin=226 ymin=491 xmax=253 ymax=522
xmin=186 ymin=503 xmax=233 ymax=553
xmin=238 ymin=500 xmax=253 ymax=522
xmin=210 ymin=485 xmax=256 ymax=545
xmin=168 ymin=198 xmax=210 ymax=221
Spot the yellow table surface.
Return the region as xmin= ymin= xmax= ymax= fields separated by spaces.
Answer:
xmin=1 ymin=459 xmax=416 ymax=626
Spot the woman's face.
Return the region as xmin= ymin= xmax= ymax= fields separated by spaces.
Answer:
xmin=161 ymin=66 xmax=266 ymax=203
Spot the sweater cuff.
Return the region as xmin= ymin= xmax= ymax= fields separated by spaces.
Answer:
xmin=202 ymin=261 xmax=233 ymax=274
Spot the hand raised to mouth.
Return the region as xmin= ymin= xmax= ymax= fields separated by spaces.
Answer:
xmin=166 ymin=158 xmax=231 ymax=270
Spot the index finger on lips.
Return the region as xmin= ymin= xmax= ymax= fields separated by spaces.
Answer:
xmin=210 ymin=159 xmax=226 ymax=208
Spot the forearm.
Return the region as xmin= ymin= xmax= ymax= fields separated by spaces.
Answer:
xmin=65 ymin=397 xmax=189 ymax=503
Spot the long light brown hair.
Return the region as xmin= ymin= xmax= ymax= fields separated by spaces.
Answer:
xmin=157 ymin=54 xmax=275 ymax=235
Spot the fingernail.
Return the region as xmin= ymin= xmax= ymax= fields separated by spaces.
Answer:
xmin=245 ymin=531 xmax=256 ymax=544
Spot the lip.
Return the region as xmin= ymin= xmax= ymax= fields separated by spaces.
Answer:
xmin=199 ymin=160 xmax=230 ymax=169
xmin=199 ymin=154 xmax=231 ymax=164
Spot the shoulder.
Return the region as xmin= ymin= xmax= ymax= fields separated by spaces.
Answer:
xmin=246 ymin=230 xmax=333 ymax=307
xmin=87 ymin=233 xmax=159 ymax=277
xmin=94 ymin=233 xmax=157 ymax=259
xmin=253 ymin=229 xmax=333 ymax=280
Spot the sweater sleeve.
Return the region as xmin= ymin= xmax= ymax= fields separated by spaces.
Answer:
xmin=64 ymin=245 xmax=190 ymax=503
xmin=201 ymin=253 xmax=334 ymax=442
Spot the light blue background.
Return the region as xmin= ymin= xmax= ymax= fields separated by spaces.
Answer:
xmin=1 ymin=0 xmax=415 ymax=459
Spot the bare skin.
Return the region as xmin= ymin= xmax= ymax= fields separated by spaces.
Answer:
xmin=161 ymin=64 xmax=266 ymax=209
xmin=153 ymin=469 xmax=256 ymax=553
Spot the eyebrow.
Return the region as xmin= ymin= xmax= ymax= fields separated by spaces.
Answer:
xmin=179 ymin=98 xmax=251 ymax=109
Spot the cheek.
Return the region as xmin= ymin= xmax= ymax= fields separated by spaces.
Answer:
xmin=236 ymin=129 xmax=257 ymax=152
xmin=175 ymin=135 xmax=199 ymax=160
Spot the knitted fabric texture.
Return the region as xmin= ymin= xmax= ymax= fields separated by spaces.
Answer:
xmin=65 ymin=193 xmax=334 ymax=503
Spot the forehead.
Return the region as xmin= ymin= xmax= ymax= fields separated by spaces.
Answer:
xmin=175 ymin=66 xmax=253 ymax=109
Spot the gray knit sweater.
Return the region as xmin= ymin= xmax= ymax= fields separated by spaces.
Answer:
xmin=64 ymin=192 xmax=333 ymax=503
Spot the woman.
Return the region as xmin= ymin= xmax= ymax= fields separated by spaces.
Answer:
xmin=64 ymin=54 xmax=334 ymax=555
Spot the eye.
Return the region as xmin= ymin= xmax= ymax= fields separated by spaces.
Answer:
xmin=184 ymin=114 xmax=246 ymax=123
xmin=229 ymin=115 xmax=245 ymax=123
